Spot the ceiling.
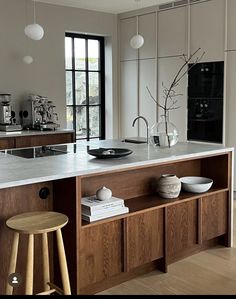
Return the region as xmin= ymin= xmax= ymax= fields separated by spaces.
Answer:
xmin=36 ymin=0 xmax=170 ymax=14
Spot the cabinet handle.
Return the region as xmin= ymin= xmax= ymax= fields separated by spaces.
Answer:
xmin=39 ymin=187 xmax=50 ymax=200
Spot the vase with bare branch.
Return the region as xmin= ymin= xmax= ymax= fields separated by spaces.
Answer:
xmin=147 ymin=48 xmax=205 ymax=148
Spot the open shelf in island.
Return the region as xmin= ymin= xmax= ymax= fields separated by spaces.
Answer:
xmin=81 ymin=187 xmax=229 ymax=228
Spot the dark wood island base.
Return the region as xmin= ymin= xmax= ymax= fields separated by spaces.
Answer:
xmin=0 ymin=152 xmax=233 ymax=295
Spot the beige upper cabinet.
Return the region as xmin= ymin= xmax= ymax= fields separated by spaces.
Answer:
xmin=190 ymin=0 xmax=225 ymax=62
xmin=158 ymin=6 xmax=188 ymax=58
xmin=158 ymin=56 xmax=188 ymax=142
xmin=227 ymin=0 xmax=236 ymax=51
xmin=120 ymin=17 xmax=138 ymax=61
xmin=120 ymin=61 xmax=138 ymax=138
xmin=139 ymin=59 xmax=157 ymax=137
xmin=139 ymin=13 xmax=157 ymax=59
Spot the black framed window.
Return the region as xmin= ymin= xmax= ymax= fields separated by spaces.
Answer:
xmin=65 ymin=33 xmax=105 ymax=140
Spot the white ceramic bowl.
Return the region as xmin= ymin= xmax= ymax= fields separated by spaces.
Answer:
xmin=180 ymin=176 xmax=213 ymax=193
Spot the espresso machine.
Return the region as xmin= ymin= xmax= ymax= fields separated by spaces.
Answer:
xmin=0 ymin=94 xmax=22 ymax=132
xmin=21 ymin=94 xmax=60 ymax=131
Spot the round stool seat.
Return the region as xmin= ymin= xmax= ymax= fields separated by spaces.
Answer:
xmin=6 ymin=211 xmax=68 ymax=234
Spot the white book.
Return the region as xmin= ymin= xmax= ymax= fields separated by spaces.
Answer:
xmin=82 ymin=206 xmax=129 ymax=223
xmin=81 ymin=196 xmax=124 ymax=213
xmin=82 ymin=203 xmax=125 ymax=216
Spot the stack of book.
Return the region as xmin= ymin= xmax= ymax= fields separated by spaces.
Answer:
xmin=81 ymin=195 xmax=129 ymax=223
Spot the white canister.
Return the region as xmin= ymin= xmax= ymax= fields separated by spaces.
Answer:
xmin=96 ymin=186 xmax=112 ymax=201
xmin=156 ymin=174 xmax=181 ymax=199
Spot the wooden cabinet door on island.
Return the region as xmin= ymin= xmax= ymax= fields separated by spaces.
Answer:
xmin=0 ymin=137 xmax=15 ymax=150
xmin=79 ymin=220 xmax=123 ymax=292
xmin=125 ymin=209 xmax=164 ymax=271
xmin=201 ymin=192 xmax=228 ymax=242
xmin=166 ymin=200 xmax=198 ymax=261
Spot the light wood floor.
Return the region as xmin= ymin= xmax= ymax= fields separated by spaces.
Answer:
xmin=98 ymin=202 xmax=236 ymax=295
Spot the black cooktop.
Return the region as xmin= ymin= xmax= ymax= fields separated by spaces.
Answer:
xmin=5 ymin=145 xmax=71 ymax=159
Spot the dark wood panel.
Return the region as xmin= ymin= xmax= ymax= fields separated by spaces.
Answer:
xmin=0 ymin=182 xmax=53 ymax=295
xmin=125 ymin=209 xmax=164 ymax=271
xmin=0 ymin=138 xmax=15 ymax=150
xmin=201 ymin=192 xmax=228 ymax=241
xmin=167 ymin=200 xmax=198 ymax=259
xmin=81 ymin=160 xmax=201 ymax=199
xmin=15 ymin=133 xmax=74 ymax=148
xmin=79 ymin=220 xmax=123 ymax=290
xmin=53 ymin=177 xmax=78 ymax=295
xmin=201 ymin=154 xmax=229 ymax=189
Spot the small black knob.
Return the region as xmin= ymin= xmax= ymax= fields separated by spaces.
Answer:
xmin=39 ymin=187 xmax=50 ymax=200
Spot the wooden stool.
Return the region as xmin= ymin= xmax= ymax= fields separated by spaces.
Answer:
xmin=5 ymin=211 xmax=71 ymax=295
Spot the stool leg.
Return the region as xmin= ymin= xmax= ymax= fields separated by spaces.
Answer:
xmin=56 ymin=229 xmax=71 ymax=295
xmin=6 ymin=232 xmax=19 ymax=295
xmin=42 ymin=233 xmax=50 ymax=291
xmin=25 ymin=234 xmax=34 ymax=295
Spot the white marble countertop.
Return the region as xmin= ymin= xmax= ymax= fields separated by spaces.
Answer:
xmin=0 ymin=139 xmax=233 ymax=190
xmin=0 ymin=129 xmax=74 ymax=138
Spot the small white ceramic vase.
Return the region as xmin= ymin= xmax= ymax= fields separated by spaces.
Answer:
xmin=96 ymin=186 xmax=112 ymax=201
xmin=156 ymin=174 xmax=181 ymax=199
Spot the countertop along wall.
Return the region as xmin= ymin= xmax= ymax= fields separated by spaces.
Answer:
xmin=0 ymin=0 xmax=118 ymax=138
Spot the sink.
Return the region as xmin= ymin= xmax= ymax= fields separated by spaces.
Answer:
xmin=122 ymin=137 xmax=147 ymax=144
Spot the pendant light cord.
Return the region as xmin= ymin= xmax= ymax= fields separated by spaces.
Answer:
xmin=136 ymin=16 xmax=139 ymax=35
xmin=33 ymin=0 xmax=36 ymax=24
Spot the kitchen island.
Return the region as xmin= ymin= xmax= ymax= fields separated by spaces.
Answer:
xmin=0 ymin=140 xmax=234 ymax=295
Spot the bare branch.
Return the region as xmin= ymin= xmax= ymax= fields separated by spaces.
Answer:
xmin=146 ymin=86 xmax=165 ymax=110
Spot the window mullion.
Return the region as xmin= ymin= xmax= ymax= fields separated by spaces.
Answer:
xmin=85 ymin=39 xmax=90 ymax=141
xmin=72 ymin=37 xmax=77 ymax=139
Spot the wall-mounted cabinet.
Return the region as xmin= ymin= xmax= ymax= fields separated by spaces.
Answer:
xmin=190 ymin=0 xmax=225 ymax=62
xmin=158 ymin=57 xmax=188 ymax=142
xmin=158 ymin=6 xmax=188 ymax=58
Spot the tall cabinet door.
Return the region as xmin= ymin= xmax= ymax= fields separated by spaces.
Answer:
xmin=120 ymin=61 xmax=138 ymax=138
xmin=190 ymin=0 xmax=225 ymax=62
xmin=158 ymin=57 xmax=188 ymax=142
xmin=225 ymin=51 xmax=236 ymax=188
xmin=139 ymin=59 xmax=157 ymax=137
xmin=158 ymin=6 xmax=188 ymax=58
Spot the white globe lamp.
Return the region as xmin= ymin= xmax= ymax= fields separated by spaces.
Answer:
xmin=130 ymin=15 xmax=144 ymax=50
xmin=24 ymin=23 xmax=44 ymax=41
xmin=24 ymin=0 xmax=44 ymax=41
xmin=130 ymin=34 xmax=144 ymax=49
xmin=23 ymin=56 xmax=34 ymax=64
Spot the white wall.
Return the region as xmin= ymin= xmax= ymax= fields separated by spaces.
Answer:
xmin=0 ymin=0 xmax=118 ymax=138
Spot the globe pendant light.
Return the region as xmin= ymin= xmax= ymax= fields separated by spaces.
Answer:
xmin=24 ymin=0 xmax=44 ymax=41
xmin=23 ymin=55 xmax=34 ymax=64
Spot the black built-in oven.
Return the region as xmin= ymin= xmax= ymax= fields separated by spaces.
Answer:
xmin=187 ymin=61 xmax=224 ymax=143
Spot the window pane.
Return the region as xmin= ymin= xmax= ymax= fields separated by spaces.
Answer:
xmin=89 ymin=72 xmax=100 ymax=104
xmin=65 ymin=37 xmax=72 ymax=69
xmin=75 ymin=72 xmax=86 ymax=105
xmin=66 ymin=107 xmax=73 ymax=129
xmin=75 ymin=38 xmax=86 ymax=70
xmin=66 ymin=72 xmax=73 ymax=105
xmin=89 ymin=106 xmax=100 ymax=138
xmin=88 ymin=40 xmax=99 ymax=71
xmin=76 ymin=106 xmax=87 ymax=139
